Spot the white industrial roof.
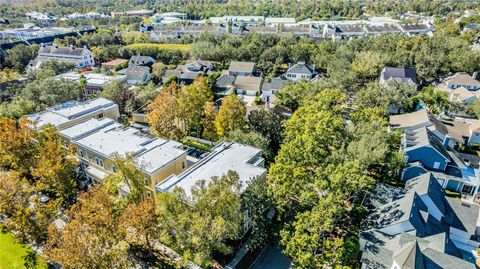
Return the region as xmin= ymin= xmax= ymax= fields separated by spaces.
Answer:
xmin=156 ymin=142 xmax=266 ymax=195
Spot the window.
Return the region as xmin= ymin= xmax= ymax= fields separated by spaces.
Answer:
xmin=79 ymin=150 xmax=84 ymax=158
xmin=96 ymin=113 xmax=104 ymax=119
xmin=433 ymin=161 xmax=441 ymax=169
xmin=95 ymin=158 xmax=104 ymax=167
xmin=145 ymin=177 xmax=150 ymax=186
xmin=146 ymin=191 xmax=152 ymax=198
xmin=182 ymin=162 xmax=186 ymax=169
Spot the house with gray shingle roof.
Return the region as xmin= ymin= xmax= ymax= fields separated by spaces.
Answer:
xmin=360 ymin=173 xmax=479 ymax=269
xmin=380 ymin=67 xmax=418 ymax=87
xmin=401 ymin=127 xmax=450 ymax=171
xmin=284 ymin=61 xmax=317 ymax=82
xmin=124 ymin=66 xmax=151 ymax=85
xmin=261 ymin=78 xmax=287 ymax=103
xmin=128 ymin=55 xmax=156 ymax=68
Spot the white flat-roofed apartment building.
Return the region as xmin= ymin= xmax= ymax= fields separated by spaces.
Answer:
xmin=28 ymin=97 xmax=186 ymax=197
xmin=59 ymin=118 xmax=187 ymax=197
xmin=156 ymin=142 xmax=267 ymax=235
xmin=28 ymin=98 xmax=120 ymax=130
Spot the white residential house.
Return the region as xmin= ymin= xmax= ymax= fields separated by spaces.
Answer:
xmin=28 ymin=44 xmax=95 ymax=71
xmin=284 ymin=61 xmax=317 ymax=82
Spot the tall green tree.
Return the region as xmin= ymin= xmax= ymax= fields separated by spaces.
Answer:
xmin=215 ymin=95 xmax=246 ymax=137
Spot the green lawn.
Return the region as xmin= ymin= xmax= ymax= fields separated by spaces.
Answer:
xmin=0 ymin=227 xmax=48 ymax=269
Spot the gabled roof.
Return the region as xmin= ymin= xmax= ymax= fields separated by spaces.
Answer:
xmin=125 ymin=66 xmax=150 ymax=77
xmin=262 ymin=78 xmax=287 ymax=92
xmin=286 ymin=61 xmax=315 ymax=75
xmin=446 ymin=73 xmax=480 ymax=87
xmin=390 ymin=109 xmax=429 ymax=129
xmin=234 ymin=76 xmax=262 ymax=87
xmin=402 ymin=127 xmax=450 ymax=161
xmin=381 ymin=67 xmax=418 ymax=85
xmin=361 ymin=230 xmax=475 ymax=269
xmin=214 ymin=75 xmax=235 ymax=88
xmin=228 ymin=61 xmax=256 ymax=73
xmin=129 ymin=55 xmax=156 ymax=65
xmin=39 ymin=45 xmax=87 ymax=57
xmin=449 ymin=86 xmax=478 ymax=102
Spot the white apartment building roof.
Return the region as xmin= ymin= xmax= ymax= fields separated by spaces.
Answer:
xmin=69 ymin=121 xmax=185 ymax=175
xmin=59 ymin=118 xmax=116 ymax=140
xmin=28 ymin=98 xmax=117 ymax=128
xmin=56 ymin=71 xmax=126 ymax=88
xmin=156 ymin=142 xmax=267 ymax=195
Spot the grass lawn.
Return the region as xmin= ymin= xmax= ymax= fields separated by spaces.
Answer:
xmin=0 ymin=227 xmax=48 ymax=269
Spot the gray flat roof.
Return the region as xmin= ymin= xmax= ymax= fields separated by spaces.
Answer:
xmin=156 ymin=142 xmax=266 ymax=195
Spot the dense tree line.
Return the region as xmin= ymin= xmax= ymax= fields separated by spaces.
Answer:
xmin=3 ymin=0 xmax=478 ymax=20
xmin=191 ymin=22 xmax=480 ymax=85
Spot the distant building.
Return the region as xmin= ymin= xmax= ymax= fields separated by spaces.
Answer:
xmin=28 ymin=44 xmax=95 ymax=70
xmin=111 ymin=9 xmax=154 ymax=18
xmin=26 ymin=12 xmax=55 ymax=24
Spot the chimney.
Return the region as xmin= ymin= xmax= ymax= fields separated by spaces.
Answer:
xmin=443 ymin=135 xmax=450 ymax=148
xmin=69 ymin=44 xmax=74 ymax=49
